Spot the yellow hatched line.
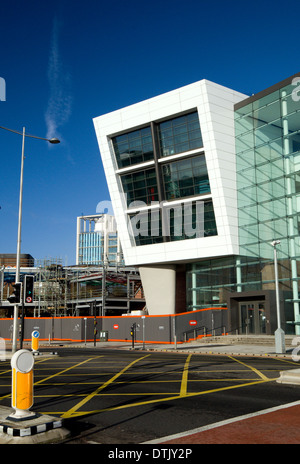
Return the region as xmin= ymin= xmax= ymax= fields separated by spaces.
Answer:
xmin=49 ymin=377 xmax=274 ymax=417
xmin=34 ymin=356 xmax=104 ymax=385
xmin=272 ymin=357 xmax=300 ymax=366
xmin=180 ymin=354 xmax=191 ymax=396
xmin=228 ymin=356 xmax=269 ymax=381
xmin=61 ymin=354 xmax=150 ymax=419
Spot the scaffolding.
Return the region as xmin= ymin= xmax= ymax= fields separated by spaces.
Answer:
xmin=34 ymin=258 xmax=67 ymax=317
xmin=0 ymin=258 xmax=146 ymax=317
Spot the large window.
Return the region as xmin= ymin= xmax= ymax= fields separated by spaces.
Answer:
xmin=113 ymin=110 xmax=216 ymax=246
xmin=128 ymin=200 xmax=217 ymax=246
xmin=158 ymin=112 xmax=203 ymax=157
xmin=120 ymin=168 xmax=158 ymax=206
xmin=112 ymin=126 xmax=154 ymax=168
xmin=162 ymin=155 xmax=210 ymax=200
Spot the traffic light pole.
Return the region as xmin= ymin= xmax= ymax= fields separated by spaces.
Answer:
xmin=20 ymin=300 xmax=25 ymax=350
xmin=12 ymin=128 xmax=25 ymax=354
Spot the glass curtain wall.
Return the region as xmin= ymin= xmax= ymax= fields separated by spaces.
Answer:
xmin=78 ymin=232 xmax=104 ymax=265
xmin=186 ymin=257 xmax=236 ymax=310
xmin=235 ymin=80 xmax=300 ymax=326
xmin=78 ymin=232 xmax=124 ymax=266
xmin=186 ymin=78 xmax=300 ymax=325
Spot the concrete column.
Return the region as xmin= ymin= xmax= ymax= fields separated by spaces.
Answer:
xmin=139 ymin=265 xmax=176 ymax=315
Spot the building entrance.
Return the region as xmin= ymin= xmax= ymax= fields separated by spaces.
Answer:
xmin=239 ymin=301 xmax=266 ymax=334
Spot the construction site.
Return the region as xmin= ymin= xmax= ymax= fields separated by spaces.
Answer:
xmin=0 ymin=255 xmax=228 ymax=345
xmin=0 ymin=257 xmax=145 ymax=318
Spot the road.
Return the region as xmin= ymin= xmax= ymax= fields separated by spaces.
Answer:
xmin=0 ymin=347 xmax=299 ymax=444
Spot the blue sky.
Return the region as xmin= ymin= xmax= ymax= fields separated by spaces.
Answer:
xmin=1 ymin=0 xmax=299 ymax=265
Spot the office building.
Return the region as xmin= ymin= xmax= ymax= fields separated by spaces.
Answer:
xmin=93 ymin=73 xmax=300 ymax=335
xmin=76 ymin=214 xmax=124 ymax=266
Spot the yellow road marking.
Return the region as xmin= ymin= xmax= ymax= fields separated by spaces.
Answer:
xmin=228 ymin=356 xmax=269 ymax=381
xmin=0 ymin=353 xmax=280 ymax=418
xmin=34 ymin=356 xmax=104 ymax=385
xmin=61 ymin=354 xmax=150 ymax=419
xmin=272 ymin=357 xmax=300 ymax=366
xmin=53 ymin=377 xmax=274 ymax=417
xmin=180 ymin=354 xmax=191 ymax=396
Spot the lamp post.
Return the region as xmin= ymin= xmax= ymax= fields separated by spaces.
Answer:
xmin=271 ymin=240 xmax=285 ymax=354
xmin=0 ymin=126 xmax=60 ymax=353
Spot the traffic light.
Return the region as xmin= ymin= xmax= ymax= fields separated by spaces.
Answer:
xmin=7 ymin=283 xmax=22 ymax=304
xmin=24 ymin=275 xmax=34 ymax=304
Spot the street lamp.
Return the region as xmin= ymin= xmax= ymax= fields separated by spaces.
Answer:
xmin=271 ymin=240 xmax=285 ymax=354
xmin=0 ymin=125 xmax=60 ymax=353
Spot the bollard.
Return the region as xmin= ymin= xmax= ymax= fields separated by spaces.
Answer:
xmin=31 ymin=330 xmax=40 ymax=353
xmin=130 ymin=324 xmax=135 ymax=349
xmin=8 ymin=349 xmax=36 ymax=420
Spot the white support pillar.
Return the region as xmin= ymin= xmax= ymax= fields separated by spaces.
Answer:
xmin=139 ymin=265 xmax=176 ymax=315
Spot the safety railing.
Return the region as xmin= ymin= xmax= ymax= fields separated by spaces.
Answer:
xmin=183 ymin=325 xmax=228 ymax=342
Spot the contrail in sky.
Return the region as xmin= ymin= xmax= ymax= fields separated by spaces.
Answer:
xmin=45 ymin=18 xmax=72 ymax=141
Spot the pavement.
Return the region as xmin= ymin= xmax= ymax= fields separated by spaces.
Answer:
xmin=2 ymin=333 xmax=298 ymax=358
xmin=62 ymin=334 xmax=298 ymax=358
xmin=144 ymin=401 xmax=300 ymax=444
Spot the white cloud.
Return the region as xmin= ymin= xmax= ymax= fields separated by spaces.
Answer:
xmin=45 ymin=18 xmax=72 ymax=141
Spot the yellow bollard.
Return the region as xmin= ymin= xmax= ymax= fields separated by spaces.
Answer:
xmin=8 ymin=349 xmax=36 ymax=420
xmin=31 ymin=330 xmax=40 ymax=353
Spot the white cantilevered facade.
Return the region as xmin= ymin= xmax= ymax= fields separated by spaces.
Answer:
xmin=93 ymin=80 xmax=247 ymax=315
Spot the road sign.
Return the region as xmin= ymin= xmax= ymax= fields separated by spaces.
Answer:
xmin=189 ymin=320 xmax=197 ymax=326
xmin=113 ymin=324 xmax=119 ymax=329
xmin=31 ymin=330 xmax=40 ymax=352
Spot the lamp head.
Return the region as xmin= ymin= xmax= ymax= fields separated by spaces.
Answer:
xmin=271 ymin=240 xmax=281 ymax=247
xmin=49 ymin=138 xmax=60 ymax=144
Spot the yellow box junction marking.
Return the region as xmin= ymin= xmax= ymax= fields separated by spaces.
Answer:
xmin=228 ymin=356 xmax=269 ymax=381
xmin=180 ymin=354 xmax=191 ymax=396
xmin=61 ymin=354 xmax=150 ymax=419
xmin=0 ymin=352 xmax=280 ymax=418
xmin=34 ymin=356 xmax=104 ymax=386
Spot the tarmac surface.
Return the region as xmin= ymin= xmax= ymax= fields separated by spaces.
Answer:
xmin=0 ymin=336 xmax=299 ymax=444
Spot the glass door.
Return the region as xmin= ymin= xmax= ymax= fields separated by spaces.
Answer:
xmin=258 ymin=302 xmax=266 ymax=334
xmin=239 ymin=301 xmax=266 ymax=334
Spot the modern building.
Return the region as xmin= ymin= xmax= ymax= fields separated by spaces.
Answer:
xmin=76 ymin=213 xmax=124 ymax=266
xmin=93 ymin=73 xmax=300 ymax=336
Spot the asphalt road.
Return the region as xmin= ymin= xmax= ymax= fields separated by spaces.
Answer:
xmin=0 ymin=347 xmax=299 ymax=445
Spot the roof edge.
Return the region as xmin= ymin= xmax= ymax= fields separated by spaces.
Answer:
xmin=234 ymin=72 xmax=300 ymax=111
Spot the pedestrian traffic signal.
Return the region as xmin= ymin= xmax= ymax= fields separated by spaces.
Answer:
xmin=7 ymin=283 xmax=22 ymax=304
xmin=24 ymin=275 xmax=34 ymax=304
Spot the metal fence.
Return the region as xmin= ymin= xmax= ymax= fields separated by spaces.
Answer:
xmin=0 ymin=307 xmax=228 ymax=345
